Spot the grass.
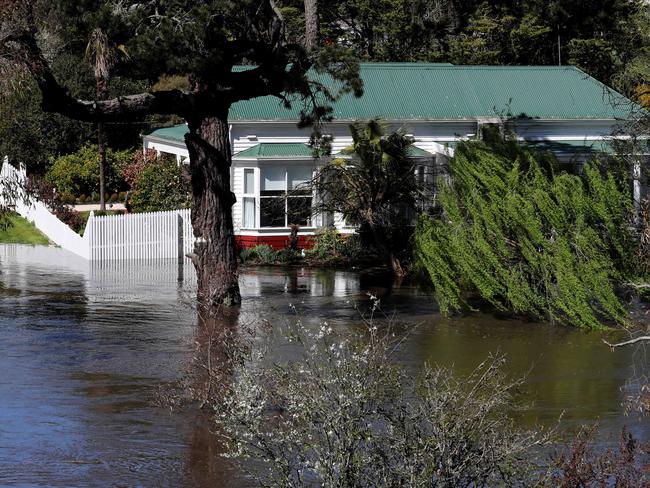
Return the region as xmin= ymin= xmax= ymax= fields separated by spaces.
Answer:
xmin=0 ymin=213 xmax=49 ymax=245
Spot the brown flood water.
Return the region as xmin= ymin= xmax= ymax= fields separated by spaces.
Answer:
xmin=0 ymin=244 xmax=648 ymax=486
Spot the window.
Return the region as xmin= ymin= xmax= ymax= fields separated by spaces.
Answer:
xmin=242 ymin=168 xmax=256 ymax=228
xmin=243 ymin=198 xmax=256 ymax=227
xmin=287 ymin=166 xmax=312 ymax=226
xmin=259 ymin=166 xmax=313 ymax=227
xmin=244 ymin=168 xmax=255 ymax=193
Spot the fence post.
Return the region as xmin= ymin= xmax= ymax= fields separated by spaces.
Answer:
xmin=177 ymin=211 xmax=183 ymax=260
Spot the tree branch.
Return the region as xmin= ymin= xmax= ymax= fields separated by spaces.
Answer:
xmin=624 ymin=282 xmax=650 ymax=290
xmin=1 ymin=29 xmax=195 ymax=121
xmin=603 ymin=336 xmax=650 ymax=349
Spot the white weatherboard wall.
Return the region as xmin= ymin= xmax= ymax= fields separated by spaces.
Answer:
xmin=1 ymin=158 xmax=195 ymax=261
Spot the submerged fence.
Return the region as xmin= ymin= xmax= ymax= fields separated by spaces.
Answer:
xmin=87 ymin=209 xmax=193 ymax=261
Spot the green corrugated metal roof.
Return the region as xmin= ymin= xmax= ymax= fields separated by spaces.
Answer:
xmin=146 ymin=124 xmax=188 ymax=142
xmin=334 ymin=145 xmax=433 ymax=157
xmin=233 ymin=143 xmax=313 ymax=158
xmin=229 ymin=63 xmax=636 ymax=121
xmin=409 ymin=146 xmax=433 ymax=157
xmin=144 ymin=63 xmax=639 ymax=144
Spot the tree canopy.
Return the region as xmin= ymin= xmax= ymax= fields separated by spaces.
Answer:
xmin=315 ymin=0 xmax=649 ymax=96
xmin=414 ymin=130 xmax=635 ymax=329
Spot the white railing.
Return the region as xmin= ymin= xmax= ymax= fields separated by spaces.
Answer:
xmin=1 ymin=157 xmax=90 ymax=259
xmin=1 ymin=158 xmax=196 ymax=261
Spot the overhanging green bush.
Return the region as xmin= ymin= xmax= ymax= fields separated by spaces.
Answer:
xmin=414 ymin=137 xmax=634 ymax=329
xmin=45 ymin=144 xmax=131 ymax=197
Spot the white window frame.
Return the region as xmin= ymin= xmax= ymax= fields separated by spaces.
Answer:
xmin=259 ymin=165 xmax=314 ymax=228
xmin=242 ymin=167 xmax=258 ymax=229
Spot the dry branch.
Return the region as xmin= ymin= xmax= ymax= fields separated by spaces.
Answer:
xmin=603 ymin=336 xmax=650 ymax=349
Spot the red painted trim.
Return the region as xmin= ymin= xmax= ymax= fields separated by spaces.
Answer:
xmin=236 ymin=234 xmax=315 ymax=250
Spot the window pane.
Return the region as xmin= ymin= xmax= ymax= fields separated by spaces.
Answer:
xmin=261 ymin=167 xmax=286 ymax=191
xmin=288 ymin=166 xmax=313 ymax=191
xmin=244 ymin=169 xmax=255 ymax=194
xmin=260 ymin=198 xmax=285 ymax=227
xmin=287 ymin=197 xmax=312 ymax=226
xmin=243 ymin=197 xmax=255 ymax=227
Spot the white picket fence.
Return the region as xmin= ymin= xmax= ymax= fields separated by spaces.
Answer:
xmin=1 ymin=158 xmax=196 ymax=261
xmin=87 ymin=209 xmax=193 ymax=261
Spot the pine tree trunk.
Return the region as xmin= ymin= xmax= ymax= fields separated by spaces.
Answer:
xmin=185 ymin=112 xmax=241 ymax=311
xmin=97 ymin=122 xmax=107 ymax=212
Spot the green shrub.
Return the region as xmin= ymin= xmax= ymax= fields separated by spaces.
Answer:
xmin=45 ymin=144 xmax=131 ymax=197
xmin=90 ymin=192 xmax=99 ymax=203
xmin=109 ymin=193 xmax=118 ymax=203
xmin=59 ymin=191 xmax=76 ymax=205
xmin=251 ymin=244 xmax=277 ymax=265
xmin=414 ymin=136 xmax=634 ymax=329
xmin=307 ymin=228 xmax=365 ymax=262
xmin=128 ymin=158 xmax=191 ymax=212
xmin=239 ymin=247 xmax=258 ymax=264
xmin=339 ymin=233 xmax=363 ymax=260
xmin=307 ymin=227 xmax=344 ymax=259
xmin=77 ymin=194 xmax=87 ymax=204
xmin=118 ymin=191 xmax=127 ymax=201
xmin=276 ymin=248 xmax=299 ymax=263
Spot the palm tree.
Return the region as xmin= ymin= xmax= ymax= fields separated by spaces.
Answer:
xmin=85 ymin=28 xmax=124 ymax=211
xmin=315 ymin=119 xmax=421 ymax=275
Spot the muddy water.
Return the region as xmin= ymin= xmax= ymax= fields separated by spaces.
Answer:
xmin=0 ymin=244 xmax=648 ymax=486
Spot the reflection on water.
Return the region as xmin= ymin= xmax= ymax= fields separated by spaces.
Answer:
xmin=0 ymin=244 xmax=648 ymax=486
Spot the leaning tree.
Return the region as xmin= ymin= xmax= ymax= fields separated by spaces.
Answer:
xmin=0 ymin=0 xmax=361 ymax=312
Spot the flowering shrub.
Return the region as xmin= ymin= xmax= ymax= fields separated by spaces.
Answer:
xmin=122 ymin=150 xmax=190 ymax=212
xmin=213 ymin=299 xmax=548 ymax=487
xmin=121 ymin=148 xmax=157 ymax=188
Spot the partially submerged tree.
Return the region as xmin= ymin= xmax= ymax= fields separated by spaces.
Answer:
xmin=414 ymin=131 xmax=636 ymax=329
xmin=0 ymin=0 xmax=361 ymax=312
xmin=313 ymin=119 xmax=422 ymax=275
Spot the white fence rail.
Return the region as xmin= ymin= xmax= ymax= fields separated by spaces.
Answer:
xmin=1 ymin=158 xmax=195 ymax=261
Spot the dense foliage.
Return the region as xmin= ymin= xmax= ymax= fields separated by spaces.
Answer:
xmin=314 ymin=0 xmax=650 ymax=96
xmin=126 ymin=156 xmax=190 ymax=213
xmin=414 ymin=133 xmax=635 ymax=329
xmin=314 ymin=120 xmax=421 ymax=274
xmin=0 ymin=51 xmax=148 ymax=173
xmin=45 ymin=144 xmax=130 ymax=201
